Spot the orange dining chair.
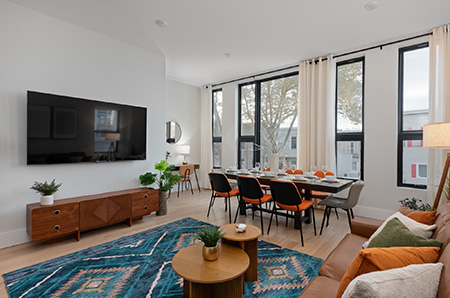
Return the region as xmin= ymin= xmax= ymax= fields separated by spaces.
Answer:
xmin=208 ymin=172 xmax=240 ymax=223
xmin=285 ymin=169 xmax=294 ymax=175
xmin=235 ymin=176 xmax=273 ymax=234
xmin=263 ymin=167 xmax=271 ymax=172
xmin=268 ymin=180 xmax=316 ymax=246
xmin=294 ymin=169 xmax=303 ymax=175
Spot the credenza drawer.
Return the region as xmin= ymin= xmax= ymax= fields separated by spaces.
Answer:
xmin=132 ymin=189 xmax=158 ymax=217
xmin=28 ymin=203 xmax=79 ymax=241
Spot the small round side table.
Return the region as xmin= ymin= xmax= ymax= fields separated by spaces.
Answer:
xmin=220 ymin=224 xmax=261 ymax=281
xmin=172 ymin=243 xmax=249 ymax=298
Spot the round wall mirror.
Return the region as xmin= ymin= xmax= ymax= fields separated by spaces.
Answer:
xmin=166 ymin=121 xmax=182 ymax=144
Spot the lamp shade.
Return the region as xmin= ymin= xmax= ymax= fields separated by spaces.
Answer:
xmin=423 ymin=122 xmax=450 ymax=149
xmin=105 ymin=133 xmax=121 ymax=141
xmin=179 ymin=145 xmax=190 ymax=155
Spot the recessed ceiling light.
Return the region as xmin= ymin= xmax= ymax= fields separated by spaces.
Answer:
xmin=224 ymin=53 xmax=232 ymax=58
xmin=364 ymin=0 xmax=380 ymax=11
xmin=155 ymin=20 xmax=168 ymax=28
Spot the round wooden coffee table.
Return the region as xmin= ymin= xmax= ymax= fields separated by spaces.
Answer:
xmin=172 ymin=243 xmax=250 ymax=298
xmin=220 ymin=224 xmax=261 ymax=281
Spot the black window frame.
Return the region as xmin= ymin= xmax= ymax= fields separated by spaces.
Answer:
xmin=238 ymin=71 xmax=299 ymax=169
xmin=335 ymin=57 xmax=365 ymax=181
xmin=212 ymin=88 xmax=223 ymax=169
xmin=397 ymin=42 xmax=429 ymax=189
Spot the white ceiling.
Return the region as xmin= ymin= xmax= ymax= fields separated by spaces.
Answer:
xmin=7 ymin=0 xmax=450 ymax=87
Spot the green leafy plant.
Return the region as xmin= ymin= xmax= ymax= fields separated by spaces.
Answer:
xmin=30 ymin=179 xmax=62 ymax=196
xmin=399 ymin=197 xmax=432 ymax=211
xmin=195 ymin=226 xmax=225 ymax=247
xmin=139 ymin=160 xmax=181 ymax=192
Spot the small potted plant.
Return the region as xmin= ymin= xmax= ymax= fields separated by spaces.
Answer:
xmin=398 ymin=197 xmax=432 ymax=211
xmin=139 ymin=159 xmax=180 ymax=215
xmin=195 ymin=226 xmax=225 ymax=261
xmin=30 ymin=179 xmax=62 ymax=205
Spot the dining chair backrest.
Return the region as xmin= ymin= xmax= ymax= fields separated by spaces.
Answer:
xmin=270 ymin=180 xmax=303 ymax=207
xmin=325 ymin=171 xmax=334 ymax=176
xmin=263 ymin=167 xmax=271 ymax=172
xmin=294 ymin=169 xmax=303 ymax=175
xmin=285 ymin=169 xmax=294 ymax=175
xmin=314 ymin=171 xmax=326 ymax=178
xmin=343 ymin=180 xmax=365 ymax=209
xmin=179 ymin=165 xmax=194 ymax=177
xmin=237 ymin=176 xmax=264 ymax=200
xmin=209 ymin=172 xmax=233 ymax=193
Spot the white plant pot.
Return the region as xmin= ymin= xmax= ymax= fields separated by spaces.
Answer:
xmin=270 ymin=153 xmax=279 ymax=174
xmin=40 ymin=195 xmax=54 ymax=206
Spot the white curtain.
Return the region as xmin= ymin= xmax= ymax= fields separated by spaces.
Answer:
xmin=200 ymin=85 xmax=213 ymax=189
xmin=298 ymin=54 xmax=336 ymax=173
xmin=428 ymin=24 xmax=450 ymax=204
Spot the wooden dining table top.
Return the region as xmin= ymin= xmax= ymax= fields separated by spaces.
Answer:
xmin=224 ymin=172 xmax=352 ymax=194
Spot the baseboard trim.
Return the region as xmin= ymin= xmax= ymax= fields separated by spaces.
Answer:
xmin=0 ymin=228 xmax=29 ymax=249
xmin=353 ymin=205 xmax=393 ymax=220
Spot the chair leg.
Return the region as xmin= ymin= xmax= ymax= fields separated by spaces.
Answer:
xmin=286 ymin=211 xmax=289 ymax=227
xmin=346 ymin=209 xmax=352 ymax=230
xmin=350 ymin=209 xmax=354 ymax=219
xmin=207 ymin=193 xmax=215 ymax=217
xmin=311 ymin=207 xmax=316 ymax=236
xmin=320 ymin=206 xmax=328 ymax=235
xmin=177 ymin=181 xmax=181 ymax=197
xmin=267 ymin=203 xmax=277 ymax=235
xmin=189 ymin=180 xmax=194 ymax=195
xmin=334 ymin=208 xmax=339 ymax=219
xmin=259 ymin=204 xmax=264 ymax=235
xmin=297 ymin=211 xmax=304 ymax=247
xmin=326 ymin=206 xmax=331 ymax=227
xmin=224 ymin=198 xmax=227 ymax=212
xmin=228 ymin=196 xmax=232 ymax=223
xmin=234 ymin=202 xmax=240 ymax=223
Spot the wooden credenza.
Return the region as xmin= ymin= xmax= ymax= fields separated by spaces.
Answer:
xmin=27 ymin=188 xmax=158 ymax=243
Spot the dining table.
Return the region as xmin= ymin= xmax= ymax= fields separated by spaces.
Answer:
xmin=224 ymin=171 xmax=353 ymax=228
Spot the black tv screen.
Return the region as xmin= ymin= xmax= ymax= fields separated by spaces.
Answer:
xmin=27 ymin=91 xmax=147 ymax=165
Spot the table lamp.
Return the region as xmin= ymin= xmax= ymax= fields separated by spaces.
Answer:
xmin=179 ymin=144 xmax=190 ymax=165
xmin=105 ymin=133 xmax=120 ymax=161
xmin=423 ymin=122 xmax=450 ymax=209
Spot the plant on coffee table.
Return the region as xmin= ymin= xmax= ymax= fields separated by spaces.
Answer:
xmin=196 ymin=226 xmax=225 ymax=261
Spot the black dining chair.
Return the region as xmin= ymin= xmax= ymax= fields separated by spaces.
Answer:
xmin=208 ymin=172 xmax=240 ymax=223
xmin=234 ymin=175 xmax=273 ymax=234
xmin=268 ymin=180 xmax=316 ymax=247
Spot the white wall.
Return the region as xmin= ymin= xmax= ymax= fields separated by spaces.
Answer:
xmin=0 ymin=1 xmax=166 ymax=248
xmin=165 ymin=79 xmax=201 ymax=165
xmin=215 ymin=37 xmax=430 ymax=220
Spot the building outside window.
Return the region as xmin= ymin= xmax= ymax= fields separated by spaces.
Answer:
xmin=398 ymin=43 xmax=429 ymax=188
xmin=336 ymin=57 xmax=364 ymax=179
xmin=238 ymin=73 xmax=298 ymax=170
xmin=212 ymin=89 xmax=223 ymax=169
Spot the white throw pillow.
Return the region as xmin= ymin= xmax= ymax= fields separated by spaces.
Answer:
xmin=362 ymin=211 xmax=436 ymax=248
xmin=342 ymin=263 xmax=443 ymax=298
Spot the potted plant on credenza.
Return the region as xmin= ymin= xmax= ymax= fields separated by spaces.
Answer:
xmin=30 ymin=179 xmax=62 ymax=205
xmin=139 ymin=160 xmax=180 ymax=215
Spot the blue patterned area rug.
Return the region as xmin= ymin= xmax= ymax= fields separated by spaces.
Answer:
xmin=3 ymin=218 xmax=323 ymax=297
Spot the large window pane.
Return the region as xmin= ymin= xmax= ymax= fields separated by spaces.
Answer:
xmin=239 ymin=142 xmax=254 ymax=169
xmin=260 ymin=75 xmax=298 ymax=168
xmin=241 ymin=84 xmax=256 ymax=136
xmin=213 ymin=143 xmax=222 ymax=169
xmin=213 ymin=90 xmax=223 ymax=137
xmin=336 ymin=141 xmax=361 ymax=179
xmin=402 ymin=140 xmax=428 ymax=185
xmin=402 ymin=47 xmax=429 ymax=131
xmin=337 ymin=62 xmax=363 ymax=132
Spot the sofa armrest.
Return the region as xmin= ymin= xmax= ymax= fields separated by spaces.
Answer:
xmin=351 ymin=216 xmax=383 ymax=238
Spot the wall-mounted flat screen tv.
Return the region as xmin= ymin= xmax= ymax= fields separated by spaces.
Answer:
xmin=27 ymin=91 xmax=147 ymax=165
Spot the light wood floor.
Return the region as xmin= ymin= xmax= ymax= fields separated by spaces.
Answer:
xmin=0 ymin=188 xmax=350 ymax=297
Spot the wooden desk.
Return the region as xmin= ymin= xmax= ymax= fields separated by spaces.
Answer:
xmin=220 ymin=224 xmax=261 ymax=281
xmin=172 ymin=243 xmax=249 ymax=298
xmin=172 ymin=164 xmax=201 ymax=192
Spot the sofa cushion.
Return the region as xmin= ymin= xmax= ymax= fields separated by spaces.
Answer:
xmin=341 ymin=263 xmax=443 ymax=298
xmin=318 ymin=233 xmax=367 ymax=281
xmin=437 ymin=244 xmax=450 ymax=298
xmin=297 ymin=276 xmax=340 ymax=298
xmin=350 ymin=216 xmax=383 ymax=238
xmin=434 ymin=202 xmax=450 ymax=251
xmin=367 ymin=218 xmax=442 ymax=248
xmin=336 ymin=246 xmax=441 ymax=298
xmin=398 ymin=205 xmax=437 ymax=225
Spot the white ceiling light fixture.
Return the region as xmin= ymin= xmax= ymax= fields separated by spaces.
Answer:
xmin=365 ymin=1 xmax=380 ymax=11
xmin=155 ymin=19 xmax=168 ymax=28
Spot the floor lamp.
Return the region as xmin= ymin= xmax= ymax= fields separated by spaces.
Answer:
xmin=105 ymin=133 xmax=121 ymax=161
xmin=423 ymin=122 xmax=450 ymax=210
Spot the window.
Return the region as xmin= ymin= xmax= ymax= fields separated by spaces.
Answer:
xmin=239 ymin=72 xmax=298 ymax=169
xmin=398 ymin=43 xmax=429 ymax=188
xmin=94 ymin=108 xmax=119 ymax=153
xmin=212 ymin=89 xmax=223 ymax=169
xmin=336 ymin=58 xmax=364 ymax=179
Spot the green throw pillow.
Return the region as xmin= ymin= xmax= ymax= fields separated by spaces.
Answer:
xmin=367 ymin=217 xmax=442 ymax=248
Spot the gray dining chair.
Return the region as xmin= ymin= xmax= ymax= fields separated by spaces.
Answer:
xmin=318 ymin=180 xmax=365 ymax=235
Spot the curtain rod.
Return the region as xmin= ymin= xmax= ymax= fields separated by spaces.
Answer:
xmin=210 ymin=31 xmax=432 ymax=88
